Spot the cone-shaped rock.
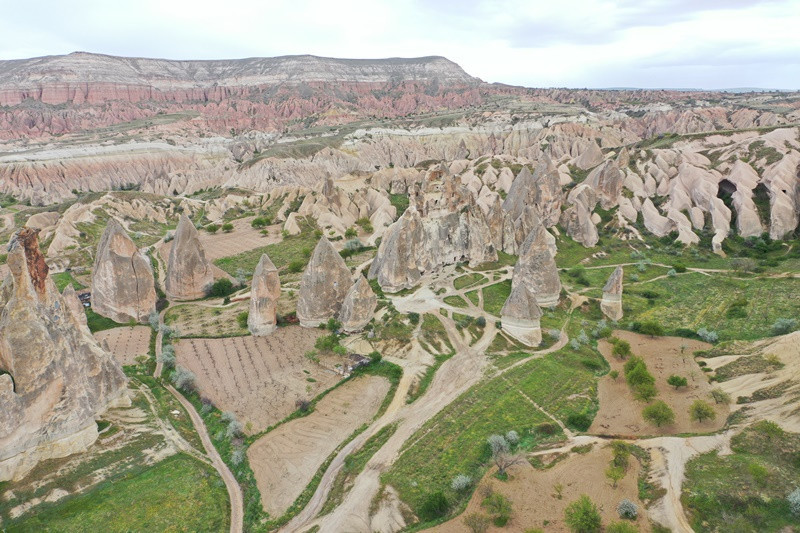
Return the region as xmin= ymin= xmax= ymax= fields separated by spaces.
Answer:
xmin=92 ymin=218 xmax=156 ymax=322
xmin=248 ymin=253 xmax=280 ymax=336
xmin=0 ymin=228 xmax=127 ymax=482
xmin=512 ymin=225 xmax=561 ymax=307
xmin=339 ymin=275 xmax=377 ymax=333
xmin=501 ymin=282 xmax=542 ymax=346
xmin=601 ymin=266 xmax=624 ymax=321
xmin=62 ymin=284 xmax=89 ymax=331
xmin=166 ymin=214 xmax=213 ymax=301
xmin=297 ymin=237 xmax=352 ymax=327
xmin=368 ymin=207 xmax=424 ymax=293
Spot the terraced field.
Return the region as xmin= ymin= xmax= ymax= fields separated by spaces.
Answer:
xmin=94 ymin=326 xmax=152 ymax=366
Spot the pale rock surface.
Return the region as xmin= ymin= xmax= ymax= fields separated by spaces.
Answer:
xmin=92 ymin=218 xmax=156 ymax=323
xmin=0 ymin=228 xmax=127 ymax=482
xmin=297 ymin=237 xmax=352 ymax=327
xmin=62 ymin=284 xmax=89 ymax=332
xmin=247 ymin=253 xmax=280 ymax=336
xmin=641 ymin=198 xmax=674 ymax=237
xmin=283 ymin=212 xmax=303 ymax=236
xmin=584 ymin=159 xmax=624 ymax=209
xmin=512 ymin=225 xmax=561 ymax=307
xmin=573 ymin=140 xmax=604 ymax=170
xmin=165 ymin=214 xmax=214 ymax=300
xmin=560 ymin=184 xmax=599 ymax=247
xmin=500 ymin=282 xmax=542 ymax=346
xmin=339 ymin=275 xmax=377 ymax=332
xmin=726 ymin=160 xmax=764 ymax=238
xmin=600 ymin=266 xmax=624 ymax=321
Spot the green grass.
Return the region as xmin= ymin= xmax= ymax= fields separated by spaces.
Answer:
xmin=5 ymin=453 xmax=229 ymax=533
xmin=85 ymin=309 xmax=126 ymax=333
xmin=481 ymin=280 xmax=512 ymax=315
xmin=471 ymin=251 xmax=517 ymax=271
xmin=683 ymin=421 xmax=800 ymax=532
xmin=453 ymin=273 xmax=487 ymax=290
xmin=407 ymin=351 xmax=455 ymax=404
xmin=388 ymin=193 xmax=409 ymax=216
xmin=624 ymin=273 xmax=800 ymax=341
xmin=320 ymin=423 xmax=398 ymax=516
xmin=51 ymin=271 xmax=86 ymax=291
xmin=443 ymin=295 xmax=469 ymax=308
xmin=418 ymin=313 xmax=454 ymax=355
xmin=382 ymin=347 xmax=601 ymax=525
xmin=464 ymin=290 xmax=480 ymax=306
xmin=213 ymin=217 xmax=318 ymax=277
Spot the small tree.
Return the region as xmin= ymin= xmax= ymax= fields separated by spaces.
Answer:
xmin=344 ymin=227 xmax=358 ymax=238
xmin=463 ymin=513 xmax=490 ymax=533
xmin=637 ymin=321 xmax=664 ymax=337
xmin=689 ymin=400 xmax=716 ymax=423
xmin=616 ymin=498 xmax=638 ymax=519
xmin=487 ymin=435 xmax=523 ymax=476
xmin=451 ymin=474 xmax=472 ymax=491
xmin=606 ymin=465 xmax=625 ymax=488
xmin=611 ymin=339 xmax=632 ymax=359
xmin=788 ymin=487 xmax=800 ymax=516
xmin=171 ymin=366 xmax=196 ymax=391
xmin=710 ymin=387 xmax=731 ymax=405
xmin=667 ymin=375 xmax=688 ymax=389
xmin=148 ymin=310 xmax=160 ymax=330
xmin=505 ymin=430 xmax=520 ymax=446
xmin=609 ymin=370 xmax=620 ymax=380
xmin=205 ymin=223 xmax=220 ymax=233
xmin=642 ymin=400 xmax=675 ymax=427
xmin=564 ymin=495 xmax=602 ymax=533
xmin=221 ymin=222 xmax=234 ymax=233
xmin=209 ymin=278 xmax=235 ymax=297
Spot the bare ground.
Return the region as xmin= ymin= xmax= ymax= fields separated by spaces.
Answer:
xmin=248 ymin=375 xmax=391 ymax=517
xmin=590 ymin=330 xmax=727 ymax=436
xmin=94 ymin=325 xmax=152 ymax=365
xmin=434 ymin=444 xmax=649 ymax=533
xmin=173 ymin=327 xmax=335 ymax=432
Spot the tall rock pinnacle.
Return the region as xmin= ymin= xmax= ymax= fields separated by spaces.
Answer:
xmin=165 ymin=214 xmax=214 ymax=301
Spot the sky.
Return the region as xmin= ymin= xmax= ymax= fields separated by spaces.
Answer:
xmin=0 ymin=0 xmax=798 ymax=89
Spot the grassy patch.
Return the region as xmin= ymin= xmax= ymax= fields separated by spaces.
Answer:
xmin=320 ymin=423 xmax=398 ymax=516
xmin=713 ymin=354 xmax=784 ymax=382
xmin=5 ymin=453 xmax=229 ymax=533
xmin=165 ymin=303 xmax=249 ymax=338
xmin=383 ymin=347 xmax=599 ymax=526
xmin=85 ymin=309 xmax=126 ymax=333
xmin=51 ymin=271 xmax=86 ymax=291
xmin=482 ymin=280 xmax=512 ymax=315
xmin=453 ymin=273 xmax=487 ymax=290
xmin=443 ymin=295 xmax=469 ymax=308
xmin=213 ymin=217 xmax=318 ymax=277
xmin=471 ymin=251 xmax=517 ymax=271
xmin=683 ymin=421 xmax=800 ymax=532
xmin=389 ymin=193 xmax=409 ymax=216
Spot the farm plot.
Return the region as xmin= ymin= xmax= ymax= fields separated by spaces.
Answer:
xmin=197 ymin=217 xmax=281 ymax=261
xmin=165 ymin=302 xmax=249 ymax=338
xmin=173 ymin=327 xmax=336 ymax=432
xmin=589 ymin=330 xmax=727 ymax=436
xmin=247 ymin=375 xmax=391 ymax=517
xmin=94 ymin=326 xmax=152 ymax=366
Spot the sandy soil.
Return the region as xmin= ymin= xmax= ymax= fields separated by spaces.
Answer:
xmin=434 ymin=443 xmax=649 ymax=533
xmin=173 ymin=326 xmax=336 ymax=432
xmin=94 ymin=326 xmax=152 ymax=366
xmin=159 ymin=216 xmax=280 ymax=262
xmin=589 ymin=330 xmax=727 ymax=436
xmin=165 ymin=301 xmax=249 ymax=338
xmin=248 ymin=375 xmax=391 ymax=517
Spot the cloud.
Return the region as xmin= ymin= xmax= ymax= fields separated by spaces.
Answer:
xmin=0 ymin=0 xmax=796 ymax=89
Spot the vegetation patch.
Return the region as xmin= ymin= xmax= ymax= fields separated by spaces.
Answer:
xmin=481 ymin=280 xmax=512 ymax=316
xmin=714 ymin=354 xmax=784 ymax=382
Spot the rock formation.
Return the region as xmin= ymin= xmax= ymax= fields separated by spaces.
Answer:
xmin=511 ymin=225 xmax=561 ymax=308
xmin=339 ymin=275 xmax=378 ymax=333
xmin=247 ymin=253 xmax=280 ymax=336
xmin=0 ymin=228 xmax=127 ymax=482
xmin=165 ymin=214 xmax=214 ymax=300
xmin=297 ymin=237 xmax=352 ymax=327
xmin=91 ymin=218 xmax=157 ymax=323
xmin=560 ymin=184 xmax=599 ymax=247
xmin=500 ymin=282 xmax=543 ymax=346
xmin=601 ymin=266 xmax=624 ymax=321
xmin=62 ymin=284 xmax=89 ymax=332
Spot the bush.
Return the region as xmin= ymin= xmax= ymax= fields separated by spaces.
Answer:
xmin=616 ymin=498 xmax=638 ymax=519
xmin=672 ymin=263 xmax=687 ymax=273
xmin=642 ymin=400 xmax=675 ymax=427
xmin=697 ymin=328 xmax=719 ymax=343
xmin=221 ymin=222 xmax=234 ymax=233
xmin=148 ymin=311 xmax=160 ymax=330
xmin=464 ymin=513 xmax=490 ymax=533
xmin=159 ymin=345 xmax=176 ymax=369
xmin=636 ymin=320 xmax=664 ymax=336
xmin=344 ymin=227 xmax=358 ymax=238
xmin=251 ymin=217 xmax=270 ymax=228
xmin=710 ymin=387 xmax=731 ymax=405
xmin=236 ymin=312 xmax=249 ymax=329
xmin=476 ymin=316 xmax=487 ymax=328
xmin=606 ymin=522 xmax=639 ymax=533
xmin=667 ymin=375 xmax=688 ymax=389
xmin=288 ymin=260 xmax=305 ymax=273
xmin=481 ymin=492 xmax=512 ymax=526
xmin=772 ymin=318 xmax=798 ymax=336
xmin=208 ymin=277 xmax=235 ymax=297
xmin=505 ymin=430 xmax=520 ymax=445
xmin=667 ymin=268 xmax=677 ymax=277
xmin=609 ymin=370 xmax=619 ymax=380
xmin=205 ymin=223 xmax=220 ymax=233
xmin=171 ymin=366 xmax=196 ymax=391
xmin=611 ymin=339 xmax=632 ymax=359
xmin=487 ymin=434 xmax=509 ymax=455
xmin=564 ymin=495 xmax=601 ymax=533
xmin=226 ymin=420 xmax=243 ymax=439
xmin=408 ymin=312 xmax=420 ymax=325
xmin=566 ymin=412 xmax=592 ymax=432
xmin=451 ymin=474 xmax=472 ymax=491
xmin=326 ymin=317 xmax=342 ymax=332
xmin=231 ymin=448 xmax=245 ymax=465
xmin=418 ymin=491 xmax=449 ymax=522
xmin=689 ymin=400 xmax=716 ymax=423
xmin=788 ymin=488 xmax=800 ymax=516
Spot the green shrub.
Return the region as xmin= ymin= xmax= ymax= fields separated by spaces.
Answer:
xmin=221 ymin=222 xmax=234 ymax=233
xmin=667 ymin=375 xmax=688 ymax=389
xmin=208 ymin=278 xmax=235 ymax=298
xmin=642 ymin=400 xmax=675 ymax=427
xmin=236 ymin=312 xmax=248 ymax=329
xmin=689 ymin=400 xmax=716 ymax=423
xmin=418 ymin=491 xmax=449 ymax=522
xmin=564 ymin=495 xmax=601 ymax=533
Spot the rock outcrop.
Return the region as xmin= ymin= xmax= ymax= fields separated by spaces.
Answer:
xmin=91 ymin=218 xmax=157 ymax=323
xmin=0 ymin=228 xmax=127 ymax=482
xmin=62 ymin=284 xmax=89 ymax=332
xmin=165 ymin=214 xmax=214 ymax=300
xmin=500 ymin=282 xmax=542 ymax=346
xmin=560 ymin=184 xmax=599 ymax=247
xmin=297 ymin=237 xmax=352 ymax=327
xmin=600 ymin=266 xmax=624 ymax=321
xmin=339 ymin=275 xmax=378 ymax=333
xmin=247 ymin=253 xmax=280 ymax=336
xmin=511 ymin=226 xmax=561 ymax=307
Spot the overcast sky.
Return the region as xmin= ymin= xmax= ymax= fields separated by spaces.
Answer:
xmin=0 ymin=0 xmax=798 ymax=89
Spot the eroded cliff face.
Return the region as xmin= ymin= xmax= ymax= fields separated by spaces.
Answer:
xmin=0 ymin=228 xmax=128 ymax=482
